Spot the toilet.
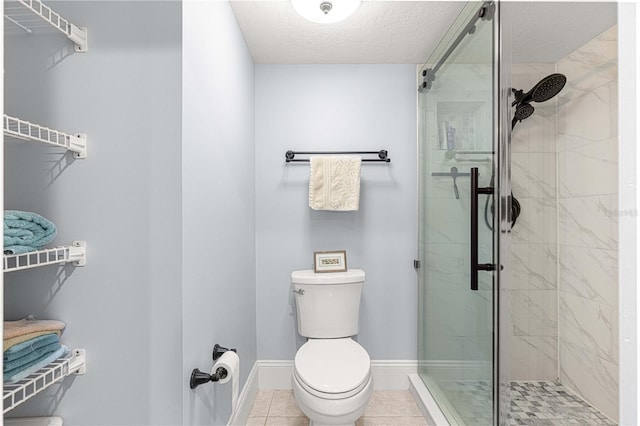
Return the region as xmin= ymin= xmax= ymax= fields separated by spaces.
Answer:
xmin=291 ymin=269 xmax=373 ymax=426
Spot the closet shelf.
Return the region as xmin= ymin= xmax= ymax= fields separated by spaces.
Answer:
xmin=4 ymin=115 xmax=87 ymax=159
xmin=4 ymin=0 xmax=88 ymax=52
xmin=3 ymin=241 xmax=86 ymax=272
xmin=3 ymin=349 xmax=86 ymax=414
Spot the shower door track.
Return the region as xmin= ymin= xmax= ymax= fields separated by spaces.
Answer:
xmin=419 ymin=1 xmax=495 ymax=92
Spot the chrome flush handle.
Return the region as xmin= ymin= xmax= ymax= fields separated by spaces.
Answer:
xmin=292 ymin=289 xmax=305 ymax=295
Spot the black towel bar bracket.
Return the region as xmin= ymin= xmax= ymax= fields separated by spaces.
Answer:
xmin=285 ymin=150 xmax=390 ymax=163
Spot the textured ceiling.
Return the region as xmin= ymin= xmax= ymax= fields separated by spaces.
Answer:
xmin=510 ymin=2 xmax=617 ymax=63
xmin=230 ymin=1 xmax=466 ymax=64
xmin=230 ymin=1 xmax=617 ymax=64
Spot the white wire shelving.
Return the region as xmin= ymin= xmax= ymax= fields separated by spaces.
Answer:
xmin=4 ymin=115 xmax=87 ymax=159
xmin=4 ymin=0 xmax=88 ymax=52
xmin=3 ymin=241 xmax=86 ymax=272
xmin=3 ymin=349 xmax=86 ymax=413
xmin=3 ymin=1 xmax=89 ymax=419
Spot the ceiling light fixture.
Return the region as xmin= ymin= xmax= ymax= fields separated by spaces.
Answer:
xmin=291 ymin=0 xmax=361 ymax=24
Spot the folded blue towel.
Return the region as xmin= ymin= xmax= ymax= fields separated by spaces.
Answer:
xmin=4 ymin=333 xmax=59 ymax=362
xmin=4 ymin=341 xmax=61 ymax=372
xmin=4 ymin=210 xmax=57 ymax=254
xmin=4 ymin=345 xmax=68 ymax=383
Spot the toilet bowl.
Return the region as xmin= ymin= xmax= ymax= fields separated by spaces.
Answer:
xmin=292 ymin=338 xmax=373 ymax=426
xmin=291 ymin=269 xmax=372 ymax=426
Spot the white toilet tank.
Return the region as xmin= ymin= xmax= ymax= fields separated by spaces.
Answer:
xmin=292 ymin=269 xmax=365 ymax=338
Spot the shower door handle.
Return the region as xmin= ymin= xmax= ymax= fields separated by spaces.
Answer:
xmin=470 ymin=167 xmax=496 ymax=291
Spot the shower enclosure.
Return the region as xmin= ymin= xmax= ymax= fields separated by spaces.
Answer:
xmin=418 ymin=1 xmax=620 ymax=425
xmin=417 ymin=1 xmax=511 ymax=424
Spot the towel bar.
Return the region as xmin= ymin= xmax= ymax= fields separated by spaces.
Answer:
xmin=285 ymin=150 xmax=390 ymax=163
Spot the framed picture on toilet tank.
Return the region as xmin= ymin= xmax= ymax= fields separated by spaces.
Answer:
xmin=313 ymin=250 xmax=347 ymax=273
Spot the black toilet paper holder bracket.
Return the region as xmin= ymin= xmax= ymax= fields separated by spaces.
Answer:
xmin=213 ymin=344 xmax=236 ymax=361
xmin=189 ymin=344 xmax=237 ymax=389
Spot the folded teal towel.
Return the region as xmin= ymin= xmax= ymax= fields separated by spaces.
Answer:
xmin=4 ymin=345 xmax=68 ymax=383
xmin=4 ymin=333 xmax=59 ymax=362
xmin=4 ymin=210 xmax=57 ymax=254
xmin=4 ymin=341 xmax=61 ymax=372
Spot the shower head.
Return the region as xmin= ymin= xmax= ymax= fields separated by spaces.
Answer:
xmin=512 ymin=73 xmax=567 ymax=107
xmin=511 ymin=73 xmax=566 ymax=130
xmin=511 ymin=102 xmax=534 ymax=129
xmin=531 ymin=73 xmax=567 ymax=103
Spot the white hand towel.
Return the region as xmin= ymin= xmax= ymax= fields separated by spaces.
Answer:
xmin=309 ymin=156 xmax=361 ymax=211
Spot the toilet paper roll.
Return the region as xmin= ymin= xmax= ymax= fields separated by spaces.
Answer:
xmin=213 ymin=350 xmax=238 ymax=384
xmin=212 ymin=350 xmax=240 ymax=413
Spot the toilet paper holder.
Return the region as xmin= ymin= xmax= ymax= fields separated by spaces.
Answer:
xmin=190 ymin=344 xmax=237 ymax=389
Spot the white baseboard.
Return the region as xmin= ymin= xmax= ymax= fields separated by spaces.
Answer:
xmin=418 ymin=360 xmax=491 ymax=381
xmin=370 ymin=360 xmax=418 ymax=390
xmin=227 ymin=362 xmax=259 ymax=426
xmin=257 ymin=360 xmax=295 ymax=389
xmin=256 ymin=360 xmax=418 ymax=390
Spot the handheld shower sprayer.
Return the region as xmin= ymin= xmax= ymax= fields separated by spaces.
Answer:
xmin=511 ymin=103 xmax=535 ymax=130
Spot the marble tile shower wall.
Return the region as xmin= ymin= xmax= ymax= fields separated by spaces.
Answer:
xmin=509 ymin=25 xmax=618 ymax=422
xmin=556 ymin=25 xmax=618 ymax=422
xmin=510 ymin=63 xmax=559 ymax=382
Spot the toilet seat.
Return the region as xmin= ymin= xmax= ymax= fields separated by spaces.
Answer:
xmin=294 ymin=338 xmax=371 ymax=398
xmin=294 ymin=369 xmax=371 ymax=400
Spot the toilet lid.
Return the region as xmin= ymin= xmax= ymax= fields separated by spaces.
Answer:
xmin=294 ymin=338 xmax=371 ymax=394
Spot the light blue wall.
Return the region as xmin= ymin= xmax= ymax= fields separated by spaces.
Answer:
xmin=4 ymin=2 xmax=183 ymax=424
xmin=4 ymin=4 xmax=415 ymax=424
xmin=182 ymin=2 xmax=257 ymax=424
xmin=255 ymin=64 xmax=418 ymax=360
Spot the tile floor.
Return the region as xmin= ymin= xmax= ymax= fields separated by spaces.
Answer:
xmin=247 ymin=390 xmax=427 ymax=426
xmin=247 ymin=381 xmax=617 ymax=426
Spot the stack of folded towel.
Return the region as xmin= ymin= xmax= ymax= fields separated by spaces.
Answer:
xmin=4 ymin=316 xmax=68 ymax=383
xmin=4 ymin=210 xmax=57 ymax=255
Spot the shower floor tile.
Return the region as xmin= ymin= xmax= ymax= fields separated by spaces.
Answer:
xmin=437 ymin=380 xmax=616 ymax=425
xmin=509 ymin=381 xmax=617 ymax=426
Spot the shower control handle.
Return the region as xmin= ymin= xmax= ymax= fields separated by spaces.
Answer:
xmin=470 ymin=167 xmax=496 ymax=291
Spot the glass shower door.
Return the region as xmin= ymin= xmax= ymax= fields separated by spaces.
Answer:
xmin=417 ymin=1 xmax=504 ymax=424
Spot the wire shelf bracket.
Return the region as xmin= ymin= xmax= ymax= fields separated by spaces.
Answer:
xmin=4 ymin=115 xmax=87 ymax=159
xmin=3 ymin=349 xmax=86 ymax=414
xmin=4 ymin=0 xmax=88 ymax=52
xmin=4 ymin=241 xmax=87 ymax=272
